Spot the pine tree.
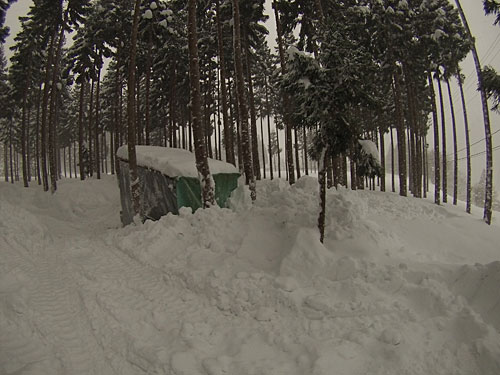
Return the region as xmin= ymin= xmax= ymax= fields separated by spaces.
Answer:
xmin=188 ymin=0 xmax=215 ymax=208
xmin=232 ymin=0 xmax=256 ymax=200
xmin=455 ymin=0 xmax=494 ymax=225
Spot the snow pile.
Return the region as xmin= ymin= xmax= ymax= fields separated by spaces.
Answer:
xmin=116 ymin=145 xmax=239 ymax=177
xmin=1 ymin=176 xmax=500 ymax=375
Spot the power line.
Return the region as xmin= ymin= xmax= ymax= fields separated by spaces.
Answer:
xmin=448 ymin=144 xmax=500 ymax=163
xmin=446 ymin=128 xmax=500 ymax=157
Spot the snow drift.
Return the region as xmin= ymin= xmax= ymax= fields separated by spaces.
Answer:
xmin=1 ymin=175 xmax=500 ymax=375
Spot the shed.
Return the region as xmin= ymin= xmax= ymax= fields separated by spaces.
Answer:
xmin=116 ymin=146 xmax=240 ymax=226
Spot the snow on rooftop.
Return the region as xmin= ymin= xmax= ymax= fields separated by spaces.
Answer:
xmin=117 ymin=145 xmax=239 ymax=178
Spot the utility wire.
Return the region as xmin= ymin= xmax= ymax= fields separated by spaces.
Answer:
xmin=446 ymin=128 xmax=500 ymax=157
xmin=447 ymin=144 xmax=500 ymax=163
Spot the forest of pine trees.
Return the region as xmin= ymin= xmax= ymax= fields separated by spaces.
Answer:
xmin=0 ymin=0 xmax=499 ymax=238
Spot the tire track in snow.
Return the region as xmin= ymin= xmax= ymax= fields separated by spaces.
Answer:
xmin=66 ymin=237 xmax=210 ymax=373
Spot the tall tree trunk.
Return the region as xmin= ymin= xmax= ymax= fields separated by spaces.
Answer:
xmin=145 ymin=28 xmax=152 ymax=146
xmin=318 ymin=148 xmax=328 ymax=243
xmin=273 ymin=1 xmax=295 ymax=185
xmin=40 ymin=32 xmax=57 ymax=191
xmin=48 ymin=9 xmax=67 ymax=193
xmin=456 ymin=67 xmax=472 ymax=213
xmin=445 ymin=76 xmax=458 ymax=205
xmin=214 ymin=2 xmax=234 ymax=164
xmin=188 ymin=0 xmax=215 ymax=207
xmin=260 ymin=116 xmax=266 ymax=179
xmin=232 ymin=0 xmax=256 ymax=200
xmin=35 ymin=85 xmax=41 ymax=185
xmin=390 ymin=127 xmax=395 ymax=192
xmin=436 ymin=73 xmax=447 ymax=203
xmin=294 ymin=127 xmax=301 ymax=180
xmin=265 ymin=76 xmax=273 ymax=180
xmin=78 ymin=81 xmax=86 ymax=180
xmin=127 ymin=0 xmax=143 ymax=218
xmin=276 ymin=124 xmax=282 ymax=178
xmin=455 ymin=0 xmax=493 ymax=224
xmin=379 ymin=128 xmax=386 ymax=192
xmin=21 ymin=71 xmax=30 ymax=188
xmin=136 ymin=71 xmax=142 ymax=145
xmin=114 ymin=51 xmax=121 ymax=176
xmin=3 ymin=141 xmax=8 ymax=182
xmin=428 ymin=72 xmax=441 ymax=205
xmin=243 ymin=27 xmax=261 ymax=180
xmin=27 ymin=103 xmax=31 ymax=182
xmin=393 ymin=71 xmax=407 ymax=196
xmin=88 ymin=80 xmax=94 ymax=177
xmin=303 ymin=127 xmax=309 ymax=175
xmin=95 ymin=64 xmax=101 ymax=180
xmin=9 ymin=121 xmax=13 ymax=183
xmin=423 ymin=135 xmax=428 ymax=198
xmin=68 ymin=142 xmax=72 ymax=178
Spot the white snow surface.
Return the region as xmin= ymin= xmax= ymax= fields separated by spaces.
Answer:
xmin=359 ymin=139 xmax=381 ymax=164
xmin=116 ymin=145 xmax=239 ymax=178
xmin=1 ymin=175 xmax=500 ymax=375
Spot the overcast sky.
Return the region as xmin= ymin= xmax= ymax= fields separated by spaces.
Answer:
xmin=4 ymin=0 xmax=500 ymax=185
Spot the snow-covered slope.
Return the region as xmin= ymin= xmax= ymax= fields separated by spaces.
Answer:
xmin=1 ymin=176 xmax=499 ymax=375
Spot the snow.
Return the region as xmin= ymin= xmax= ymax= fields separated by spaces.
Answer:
xmin=359 ymin=139 xmax=381 ymax=164
xmin=298 ymin=77 xmax=311 ymax=89
xmin=143 ymin=9 xmax=153 ymax=19
xmin=1 ymin=175 xmax=500 ymax=375
xmin=116 ymin=145 xmax=239 ymax=178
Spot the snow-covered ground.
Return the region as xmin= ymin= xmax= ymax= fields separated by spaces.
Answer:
xmin=1 ymin=175 xmax=500 ymax=375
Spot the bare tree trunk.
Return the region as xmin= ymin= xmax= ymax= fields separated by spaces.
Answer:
xmin=428 ymin=72 xmax=441 ymax=205
xmin=48 ymin=9 xmax=67 ymax=193
xmin=393 ymin=71 xmax=407 ymax=196
xmin=145 ymin=28 xmax=152 ymax=146
xmin=379 ymin=128 xmax=386 ymax=192
xmin=188 ymin=0 xmax=216 ymax=207
xmin=95 ymin=63 xmax=101 ymax=179
xmin=260 ymin=116 xmax=266 ymax=179
xmin=303 ymin=127 xmax=309 ymax=175
xmin=114 ymin=51 xmax=121 ymax=176
xmin=127 ymin=0 xmax=143 ymax=218
xmin=41 ymin=32 xmax=57 ymax=191
xmin=445 ymin=76 xmax=458 ymax=205
xmin=455 ymin=0 xmax=493 ymax=224
xmin=88 ymin=80 xmax=94 ymax=177
xmin=318 ymin=148 xmax=328 ymax=243
xmin=273 ymin=1 xmax=295 ymax=185
xmin=243 ymin=27 xmax=261 ymax=180
xmin=9 ymin=121 xmax=14 ymax=183
xmin=35 ymin=86 xmax=41 ymax=185
xmin=390 ymin=127 xmax=395 ymax=192
xmin=68 ymin=142 xmax=72 ymax=178
xmin=436 ymin=73 xmax=447 ymax=203
xmin=78 ymin=81 xmax=86 ymax=180
xmin=27 ymin=103 xmax=31 ymax=182
xmin=232 ymin=0 xmax=256 ymax=200
xmin=265 ymin=76 xmax=273 ymax=180
xmin=21 ymin=71 xmax=30 ymax=188
xmin=276 ymin=124 xmax=282 ymax=178
xmin=294 ymin=127 xmax=301 ymax=180
xmin=3 ymin=141 xmax=8 ymax=182
xmin=456 ymin=67 xmax=472 ymax=213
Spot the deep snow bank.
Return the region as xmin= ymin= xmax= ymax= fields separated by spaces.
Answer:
xmin=1 ymin=176 xmax=500 ymax=375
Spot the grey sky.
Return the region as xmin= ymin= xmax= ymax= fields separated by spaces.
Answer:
xmin=4 ymin=0 xmax=500 ymax=186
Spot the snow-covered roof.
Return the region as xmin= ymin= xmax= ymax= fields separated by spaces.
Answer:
xmin=117 ymin=146 xmax=239 ymax=178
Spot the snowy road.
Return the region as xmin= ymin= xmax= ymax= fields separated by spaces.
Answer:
xmin=1 ymin=176 xmax=500 ymax=375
